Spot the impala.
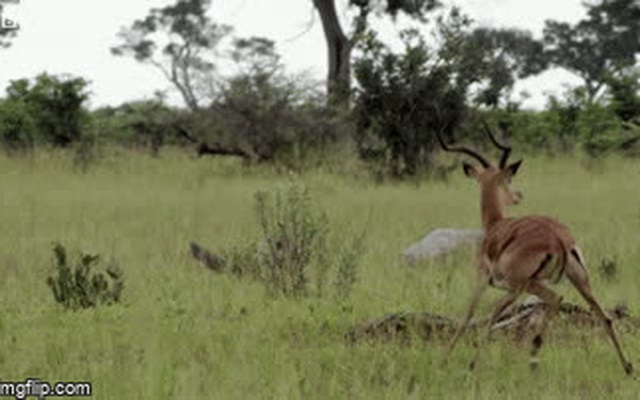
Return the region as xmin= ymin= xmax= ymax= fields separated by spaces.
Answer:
xmin=437 ymin=124 xmax=633 ymax=375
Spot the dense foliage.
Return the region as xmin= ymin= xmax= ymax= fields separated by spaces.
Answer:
xmin=0 ymin=0 xmax=637 ymax=177
xmin=0 ymin=73 xmax=90 ymax=151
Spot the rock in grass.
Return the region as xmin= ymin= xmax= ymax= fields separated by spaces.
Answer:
xmin=402 ymin=228 xmax=484 ymax=263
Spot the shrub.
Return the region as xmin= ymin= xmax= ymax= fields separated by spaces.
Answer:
xmin=193 ymin=183 xmax=366 ymax=299
xmin=252 ymin=183 xmax=367 ymax=298
xmin=254 ymin=184 xmax=329 ymax=297
xmin=46 ymin=243 xmax=124 ymax=310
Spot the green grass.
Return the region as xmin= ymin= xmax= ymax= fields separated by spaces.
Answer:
xmin=0 ymin=149 xmax=639 ymax=399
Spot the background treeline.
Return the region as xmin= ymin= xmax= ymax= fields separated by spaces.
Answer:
xmin=0 ymin=0 xmax=638 ymax=177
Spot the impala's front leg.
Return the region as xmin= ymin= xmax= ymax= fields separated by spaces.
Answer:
xmin=444 ymin=272 xmax=489 ymax=362
xmin=468 ymin=288 xmax=521 ymax=371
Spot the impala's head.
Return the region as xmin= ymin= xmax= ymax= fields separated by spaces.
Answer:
xmin=437 ymin=122 xmax=523 ymax=208
xmin=461 ymin=159 xmax=523 ymax=206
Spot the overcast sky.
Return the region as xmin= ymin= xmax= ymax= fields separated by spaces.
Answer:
xmin=0 ymin=0 xmax=588 ymax=109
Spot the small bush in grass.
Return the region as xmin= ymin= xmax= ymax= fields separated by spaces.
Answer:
xmin=192 ymin=183 xmax=366 ymax=299
xmin=252 ymin=183 xmax=367 ymax=299
xmin=47 ymin=243 xmax=124 ymax=310
xmin=254 ymin=184 xmax=330 ymax=297
xmin=597 ymin=256 xmax=618 ymax=283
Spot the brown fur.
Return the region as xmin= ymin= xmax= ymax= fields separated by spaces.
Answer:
xmin=482 ymin=216 xmax=574 ymax=286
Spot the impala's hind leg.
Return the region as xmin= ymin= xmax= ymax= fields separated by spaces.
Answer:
xmin=525 ymin=282 xmax=562 ymax=370
xmin=565 ymin=253 xmax=633 ymax=375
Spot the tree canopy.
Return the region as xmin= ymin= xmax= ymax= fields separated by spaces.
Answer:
xmin=312 ymin=0 xmax=441 ymax=106
xmin=111 ymin=0 xmax=232 ymax=110
xmin=543 ymin=0 xmax=640 ymax=101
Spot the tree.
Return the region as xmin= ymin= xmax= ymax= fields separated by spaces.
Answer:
xmin=467 ymin=28 xmax=547 ymax=107
xmin=606 ymin=68 xmax=640 ymax=122
xmin=311 ymin=0 xmax=440 ymax=107
xmin=351 ymin=10 xmax=468 ymax=176
xmin=543 ymin=0 xmax=640 ymax=102
xmin=352 ymin=7 xmax=548 ymax=177
xmin=111 ymin=0 xmax=231 ymax=110
xmin=174 ymin=37 xmax=335 ymax=165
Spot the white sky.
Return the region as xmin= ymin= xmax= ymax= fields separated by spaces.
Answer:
xmin=0 ymin=0 xmax=588 ymax=109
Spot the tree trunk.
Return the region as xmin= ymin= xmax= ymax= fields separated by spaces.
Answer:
xmin=312 ymin=0 xmax=352 ymax=107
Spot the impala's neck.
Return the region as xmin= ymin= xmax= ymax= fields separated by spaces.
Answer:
xmin=480 ymin=186 xmax=506 ymax=229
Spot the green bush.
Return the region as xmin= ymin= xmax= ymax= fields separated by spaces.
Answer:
xmin=253 ymin=183 xmax=366 ymax=298
xmin=254 ymin=184 xmax=329 ymax=297
xmin=194 ymin=183 xmax=367 ymax=299
xmin=46 ymin=243 xmax=124 ymax=310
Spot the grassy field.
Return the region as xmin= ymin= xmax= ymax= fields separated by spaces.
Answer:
xmin=0 ymin=149 xmax=639 ymax=399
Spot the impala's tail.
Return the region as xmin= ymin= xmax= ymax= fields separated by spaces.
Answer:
xmin=569 ymin=246 xmax=587 ymax=269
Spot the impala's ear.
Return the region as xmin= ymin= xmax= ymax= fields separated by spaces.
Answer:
xmin=503 ymin=159 xmax=522 ymax=178
xmin=463 ymin=162 xmax=480 ymax=179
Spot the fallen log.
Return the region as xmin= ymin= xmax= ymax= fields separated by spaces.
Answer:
xmin=190 ymin=241 xmax=225 ymax=272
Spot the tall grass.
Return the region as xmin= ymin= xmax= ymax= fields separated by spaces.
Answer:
xmin=0 ymin=149 xmax=639 ymax=399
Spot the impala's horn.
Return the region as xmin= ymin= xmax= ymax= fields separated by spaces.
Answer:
xmin=482 ymin=121 xmax=512 ymax=169
xmin=436 ymin=127 xmax=491 ymax=168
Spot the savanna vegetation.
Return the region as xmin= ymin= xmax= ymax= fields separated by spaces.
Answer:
xmin=0 ymin=0 xmax=639 ymax=398
xmin=0 ymin=152 xmax=638 ymax=398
